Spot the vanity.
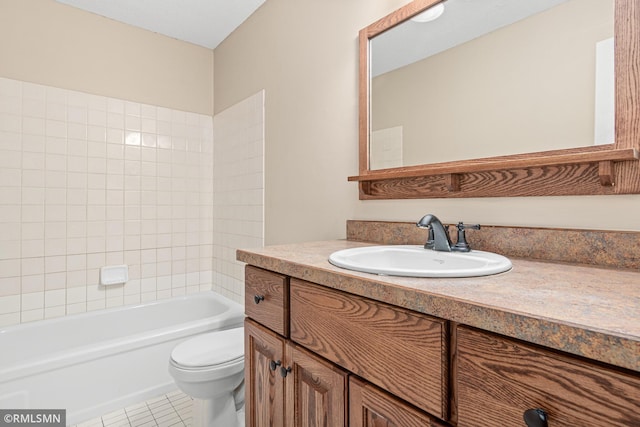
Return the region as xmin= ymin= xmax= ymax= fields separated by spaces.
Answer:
xmin=238 ymin=225 xmax=640 ymax=427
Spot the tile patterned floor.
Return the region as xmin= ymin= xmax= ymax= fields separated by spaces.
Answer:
xmin=72 ymin=390 xmax=193 ymax=427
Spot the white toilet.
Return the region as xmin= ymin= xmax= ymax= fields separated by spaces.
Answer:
xmin=168 ymin=327 xmax=245 ymax=427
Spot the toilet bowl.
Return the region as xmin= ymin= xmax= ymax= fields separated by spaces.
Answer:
xmin=169 ymin=327 xmax=245 ymax=427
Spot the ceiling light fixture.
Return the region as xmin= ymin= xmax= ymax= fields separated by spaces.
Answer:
xmin=410 ymin=3 xmax=445 ymax=23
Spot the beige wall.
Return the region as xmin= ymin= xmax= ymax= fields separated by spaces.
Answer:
xmin=215 ymin=0 xmax=640 ymax=237
xmin=214 ymin=0 xmax=411 ymax=245
xmin=0 ymin=0 xmax=214 ymax=115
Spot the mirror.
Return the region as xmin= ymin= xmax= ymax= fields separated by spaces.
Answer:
xmin=369 ymin=0 xmax=615 ymax=169
xmin=353 ymin=0 xmax=640 ymax=199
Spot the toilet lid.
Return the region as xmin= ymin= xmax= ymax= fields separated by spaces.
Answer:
xmin=171 ymin=327 xmax=244 ymax=368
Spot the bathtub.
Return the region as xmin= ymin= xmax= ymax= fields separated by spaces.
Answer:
xmin=0 ymin=291 xmax=244 ymax=425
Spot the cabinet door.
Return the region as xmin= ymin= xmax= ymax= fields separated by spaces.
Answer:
xmin=284 ymin=344 xmax=348 ymax=427
xmin=245 ymin=319 xmax=286 ymax=427
xmin=456 ymin=326 xmax=640 ymax=427
xmin=350 ymin=377 xmax=449 ymax=427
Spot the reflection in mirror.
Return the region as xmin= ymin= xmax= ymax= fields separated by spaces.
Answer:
xmin=369 ymin=0 xmax=615 ymax=170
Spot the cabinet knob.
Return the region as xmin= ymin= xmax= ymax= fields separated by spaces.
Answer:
xmin=269 ymin=360 xmax=281 ymax=371
xmin=523 ymin=408 xmax=548 ymax=427
xmin=253 ymin=294 xmax=265 ymax=304
xmin=280 ymin=366 xmax=292 ymax=378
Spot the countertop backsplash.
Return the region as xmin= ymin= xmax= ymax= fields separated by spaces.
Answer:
xmin=346 ymin=220 xmax=640 ymax=271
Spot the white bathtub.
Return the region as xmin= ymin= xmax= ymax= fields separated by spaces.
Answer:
xmin=0 ymin=291 xmax=244 ymax=425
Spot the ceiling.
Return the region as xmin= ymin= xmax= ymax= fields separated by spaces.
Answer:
xmin=55 ymin=0 xmax=267 ymax=49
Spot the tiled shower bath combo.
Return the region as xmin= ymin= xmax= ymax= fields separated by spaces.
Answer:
xmin=0 ymin=77 xmax=264 ymax=425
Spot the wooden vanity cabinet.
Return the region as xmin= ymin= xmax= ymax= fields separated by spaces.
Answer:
xmin=244 ymin=266 xmax=449 ymax=427
xmin=244 ymin=264 xmax=640 ymax=427
xmin=456 ymin=326 xmax=640 ymax=427
xmin=245 ymin=264 xmax=640 ymax=427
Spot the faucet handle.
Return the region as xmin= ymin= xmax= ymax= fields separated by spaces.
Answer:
xmin=452 ymin=222 xmax=481 ymax=252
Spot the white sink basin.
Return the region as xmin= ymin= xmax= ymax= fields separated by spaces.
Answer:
xmin=328 ymin=245 xmax=512 ymax=278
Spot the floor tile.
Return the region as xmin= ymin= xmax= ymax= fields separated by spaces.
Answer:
xmin=70 ymin=390 xmax=193 ymax=427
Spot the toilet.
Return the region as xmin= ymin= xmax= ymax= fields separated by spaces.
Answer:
xmin=168 ymin=327 xmax=245 ymax=427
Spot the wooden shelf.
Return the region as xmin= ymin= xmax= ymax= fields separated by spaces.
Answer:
xmin=349 ymin=148 xmax=638 ymax=182
xmin=350 ymin=147 xmax=640 ymax=199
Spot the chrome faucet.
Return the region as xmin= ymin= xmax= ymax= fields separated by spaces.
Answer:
xmin=416 ymin=214 xmax=452 ymax=252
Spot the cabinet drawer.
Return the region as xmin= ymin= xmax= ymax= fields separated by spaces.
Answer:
xmin=456 ymin=326 xmax=640 ymax=427
xmin=290 ymin=279 xmax=449 ymax=420
xmin=244 ymin=266 xmax=289 ymax=336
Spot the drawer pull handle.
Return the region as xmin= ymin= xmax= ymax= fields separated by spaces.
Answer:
xmin=269 ymin=360 xmax=281 ymax=371
xmin=254 ymin=295 xmax=265 ymax=304
xmin=523 ymin=408 xmax=548 ymax=427
xmin=280 ymin=366 xmax=292 ymax=378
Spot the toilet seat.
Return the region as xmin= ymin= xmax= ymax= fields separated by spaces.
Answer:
xmin=168 ymin=326 xmax=245 ymax=426
xmin=171 ymin=327 xmax=244 ymax=368
xmin=169 ymin=327 xmax=244 ymax=383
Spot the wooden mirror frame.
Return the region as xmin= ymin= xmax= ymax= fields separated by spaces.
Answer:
xmin=351 ymin=0 xmax=640 ymax=199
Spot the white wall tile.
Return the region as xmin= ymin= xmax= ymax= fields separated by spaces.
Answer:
xmin=0 ymin=312 xmax=21 ymax=327
xmin=66 ymin=286 xmax=86 ymax=304
xmin=44 ymin=305 xmax=65 ymax=319
xmin=211 ymin=90 xmax=265 ymax=303
xmin=66 ymin=302 xmax=86 ymax=315
xmin=45 ymin=289 xmax=66 ymax=307
xmin=0 ymin=77 xmax=258 ymax=326
xmin=0 ymin=294 xmax=21 ymax=314
xmin=21 ymin=308 xmax=44 ymax=323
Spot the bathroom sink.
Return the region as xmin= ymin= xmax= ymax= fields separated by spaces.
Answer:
xmin=328 ymin=245 xmax=512 ymax=278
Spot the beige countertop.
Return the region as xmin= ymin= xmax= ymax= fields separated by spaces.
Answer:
xmin=237 ymin=239 xmax=640 ymax=373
